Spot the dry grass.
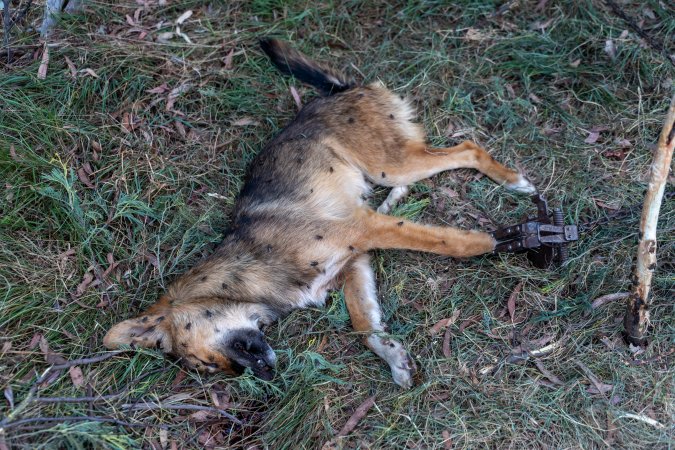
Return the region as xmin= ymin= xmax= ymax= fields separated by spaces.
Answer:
xmin=1 ymin=0 xmax=673 ymax=448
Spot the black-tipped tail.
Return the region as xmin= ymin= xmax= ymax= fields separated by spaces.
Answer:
xmin=260 ymin=38 xmax=354 ymax=96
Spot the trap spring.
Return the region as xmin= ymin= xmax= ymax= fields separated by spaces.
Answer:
xmin=493 ymin=194 xmax=579 ymax=268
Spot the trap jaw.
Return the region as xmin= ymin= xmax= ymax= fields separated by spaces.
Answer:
xmin=493 ymin=194 xmax=579 ymax=269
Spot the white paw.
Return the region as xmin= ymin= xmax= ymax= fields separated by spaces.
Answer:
xmin=390 ymin=351 xmax=416 ymax=389
xmin=377 ymin=186 xmax=410 ymax=214
xmin=506 ymin=174 xmax=537 ymax=194
xmin=367 ymin=335 xmax=417 ymax=389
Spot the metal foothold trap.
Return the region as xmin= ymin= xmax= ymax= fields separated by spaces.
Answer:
xmin=493 ymin=194 xmax=579 ymax=268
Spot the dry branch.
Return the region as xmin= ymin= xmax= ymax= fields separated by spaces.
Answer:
xmin=121 ymin=402 xmax=241 ymax=424
xmin=624 ymin=93 xmax=675 ymax=345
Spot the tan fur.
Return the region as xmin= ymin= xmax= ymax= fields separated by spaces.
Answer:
xmin=104 ymin=41 xmax=534 ymax=387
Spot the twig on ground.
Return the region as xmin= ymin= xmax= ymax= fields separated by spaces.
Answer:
xmin=628 ymin=347 xmax=675 ymax=366
xmin=2 ymin=0 xmax=12 ymax=63
xmin=49 ymin=351 xmax=123 ymax=369
xmin=35 ymin=393 xmax=125 ymax=403
xmin=336 ymin=395 xmax=376 ymax=437
xmin=321 ymin=395 xmax=376 ymax=449
xmin=0 ymin=415 xmax=166 ymax=431
xmin=617 ymin=413 xmax=665 ymax=429
xmin=121 ymin=402 xmax=241 ymax=425
xmin=624 ymin=93 xmax=675 ymax=345
xmin=591 ymin=292 xmax=630 ymax=309
xmin=0 ymin=351 xmax=122 ymax=430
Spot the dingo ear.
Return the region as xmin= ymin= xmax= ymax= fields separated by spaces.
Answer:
xmin=103 ymin=307 xmax=173 ymax=352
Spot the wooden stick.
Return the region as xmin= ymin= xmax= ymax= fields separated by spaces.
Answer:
xmin=121 ymin=402 xmax=241 ymax=425
xmin=624 ymin=93 xmax=675 ymax=345
xmin=2 ymin=0 xmax=12 ymax=63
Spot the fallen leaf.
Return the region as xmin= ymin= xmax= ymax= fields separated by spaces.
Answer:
xmin=39 ymin=336 xmax=68 ymax=365
xmin=122 ymin=112 xmax=137 ymax=132
xmin=439 ymin=186 xmax=459 ymax=198
xmin=176 ymin=10 xmax=193 ymax=25
xmin=614 ymin=138 xmax=631 ymax=148
xmin=591 ymin=292 xmax=630 ymax=309
xmin=594 ymin=200 xmax=621 ymax=211
xmin=575 ymin=361 xmax=613 ymax=395
xmin=628 ymin=343 xmax=644 ymax=355
xmin=157 ymin=32 xmax=174 ymax=42
xmin=223 ymin=48 xmax=234 ymax=70
xmin=75 ymin=272 xmax=95 ymax=297
xmin=290 ymin=86 xmax=302 ymax=110
xmin=38 ymin=336 xmax=49 ymax=355
xmin=587 ymin=382 xmax=614 ymax=394
xmin=64 ymin=56 xmax=77 ymax=78
xmin=642 ymin=7 xmax=656 ymax=20
xmin=429 ymin=309 xmax=461 ymax=335
xmin=174 ymin=120 xmax=186 ymax=138
xmin=464 ymin=27 xmax=488 ymax=41
xmin=603 ymin=149 xmax=629 ymax=160
xmin=133 ymin=7 xmax=142 ymax=23
xmin=337 ymin=395 xmax=376 ymax=436
xmin=535 ymin=0 xmax=548 ymax=12
xmin=101 ymin=253 xmax=120 ymax=281
xmin=145 ymin=252 xmax=159 ymax=268
xmin=606 ymin=413 xmax=617 ymax=446
xmin=81 ymin=68 xmax=99 ymax=78
xmin=441 ymin=430 xmax=452 ymax=450
xmin=507 ymin=281 xmax=523 ymax=323
xmin=69 ymin=366 xmax=85 ymax=387
xmin=232 ymin=117 xmax=259 ymax=127
xmin=77 ymin=167 xmax=95 ymax=188
xmin=189 ymin=410 xmax=214 ymax=422
xmin=206 ymin=192 xmax=227 ymax=200
xmin=569 ymin=58 xmax=581 ymax=67
xmin=534 ymin=360 xmax=564 ymax=386
xmin=9 ymin=145 xmax=18 ymax=161
xmin=442 ymin=326 xmax=452 ymax=358
xmin=38 ymin=44 xmax=50 ymax=80
xmin=147 ymin=83 xmax=169 ymax=94
xmin=166 ymin=83 xmax=191 ymax=111
xmin=159 ymin=429 xmax=169 ymax=449
xmin=604 ymin=39 xmax=616 ymax=59
xmin=171 ymin=370 xmax=187 ymax=388
xmin=459 ymin=317 xmax=479 ymax=333
xmin=4 ymin=386 xmax=14 ymax=409
xmin=584 ymin=130 xmax=600 ymax=144
xmin=175 ymin=26 xmax=192 ymax=44
xmin=210 ymin=391 xmax=220 ymax=408
xmin=29 ymin=333 xmax=43 ymax=349
xmin=126 ymin=14 xmax=135 ymax=26
xmin=530 ymin=17 xmax=554 ymax=31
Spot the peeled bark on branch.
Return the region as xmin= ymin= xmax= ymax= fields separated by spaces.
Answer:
xmin=624 ymin=93 xmax=675 ymax=345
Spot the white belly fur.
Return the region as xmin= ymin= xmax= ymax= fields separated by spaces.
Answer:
xmin=294 ymin=254 xmax=348 ymax=308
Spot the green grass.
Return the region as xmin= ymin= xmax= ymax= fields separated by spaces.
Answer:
xmin=1 ymin=0 xmax=673 ymax=448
